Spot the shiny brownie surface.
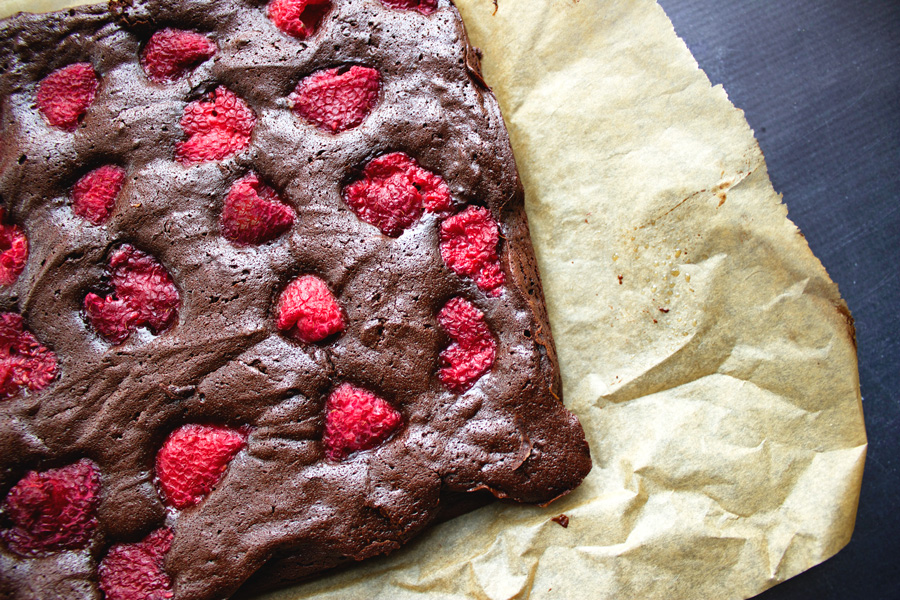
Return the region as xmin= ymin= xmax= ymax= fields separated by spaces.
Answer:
xmin=0 ymin=1 xmax=591 ymax=598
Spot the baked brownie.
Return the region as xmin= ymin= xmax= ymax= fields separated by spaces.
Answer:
xmin=0 ymin=0 xmax=592 ymax=598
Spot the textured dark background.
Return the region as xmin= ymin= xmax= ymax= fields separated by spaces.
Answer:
xmin=655 ymin=1 xmax=900 ymax=598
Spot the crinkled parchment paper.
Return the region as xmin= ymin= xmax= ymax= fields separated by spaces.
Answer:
xmin=0 ymin=0 xmax=867 ymax=599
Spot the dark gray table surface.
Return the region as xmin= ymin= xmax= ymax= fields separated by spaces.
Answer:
xmin=655 ymin=1 xmax=900 ymax=598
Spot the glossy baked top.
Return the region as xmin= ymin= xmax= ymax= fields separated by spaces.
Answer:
xmin=0 ymin=1 xmax=591 ymax=598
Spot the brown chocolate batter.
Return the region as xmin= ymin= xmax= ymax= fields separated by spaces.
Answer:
xmin=0 ymin=1 xmax=591 ymax=598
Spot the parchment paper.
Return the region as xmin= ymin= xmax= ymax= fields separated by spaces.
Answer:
xmin=0 ymin=1 xmax=867 ymax=599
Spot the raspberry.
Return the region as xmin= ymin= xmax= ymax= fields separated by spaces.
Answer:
xmin=141 ymin=28 xmax=217 ymax=83
xmin=0 ymin=312 xmax=57 ymax=400
xmin=437 ymin=297 xmax=495 ymax=392
xmin=71 ymin=165 xmax=126 ymax=225
xmin=290 ymin=65 xmax=380 ymax=133
xmin=83 ymin=296 xmax=138 ymax=346
xmin=35 ymin=63 xmax=99 ymax=131
xmin=84 ymin=245 xmax=180 ymax=344
xmin=1 ymin=460 xmax=100 ymax=556
xmin=343 ymin=152 xmax=452 ymax=237
xmin=103 ymin=246 xmax=178 ymax=333
xmin=156 ymin=424 xmax=246 ymax=509
xmin=175 ymin=87 xmax=256 ymax=165
xmin=268 ymin=0 xmax=331 ymax=39
xmin=98 ymin=528 xmax=174 ymax=600
xmin=276 ymin=275 xmax=344 ymax=343
xmin=323 ymin=383 xmax=402 ymax=461
xmin=380 ymin=0 xmax=438 ymax=15
xmin=0 ymin=208 xmax=28 ymax=286
xmin=221 ymin=173 xmax=295 ymax=245
xmin=439 ymin=205 xmax=505 ymax=296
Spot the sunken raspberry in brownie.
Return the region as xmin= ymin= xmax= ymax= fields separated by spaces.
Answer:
xmin=0 ymin=0 xmax=591 ymax=598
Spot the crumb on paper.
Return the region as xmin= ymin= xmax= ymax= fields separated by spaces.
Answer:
xmin=551 ymin=514 xmax=569 ymax=528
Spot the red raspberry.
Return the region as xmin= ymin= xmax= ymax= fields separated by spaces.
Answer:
xmin=323 ymin=383 xmax=402 ymax=461
xmin=268 ymin=0 xmax=331 ymax=39
xmin=221 ymin=172 xmax=295 ymax=245
xmin=380 ymin=0 xmax=438 ymax=15
xmin=99 ymin=528 xmax=174 ymax=600
xmin=343 ymin=152 xmax=452 ymax=237
xmin=84 ymin=245 xmax=180 ymax=344
xmin=0 ymin=312 xmax=57 ymax=400
xmin=156 ymin=424 xmax=246 ymax=509
xmin=35 ymin=63 xmax=99 ymax=131
xmin=83 ymin=296 xmax=138 ymax=346
xmin=0 ymin=208 xmax=28 ymax=286
xmin=103 ymin=246 xmax=178 ymax=334
xmin=71 ymin=165 xmax=126 ymax=225
xmin=1 ymin=460 xmax=100 ymax=556
xmin=437 ymin=296 xmax=495 ymax=392
xmin=276 ymin=275 xmax=344 ymax=343
xmin=175 ymin=87 xmax=256 ymax=165
xmin=439 ymin=205 xmax=505 ymax=296
xmin=141 ymin=28 xmax=217 ymax=83
xmin=290 ymin=65 xmax=380 ymax=133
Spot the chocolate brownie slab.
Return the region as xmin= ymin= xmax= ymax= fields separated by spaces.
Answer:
xmin=0 ymin=1 xmax=591 ymax=598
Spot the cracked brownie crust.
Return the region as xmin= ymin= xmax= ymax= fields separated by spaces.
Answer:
xmin=0 ymin=1 xmax=591 ymax=598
